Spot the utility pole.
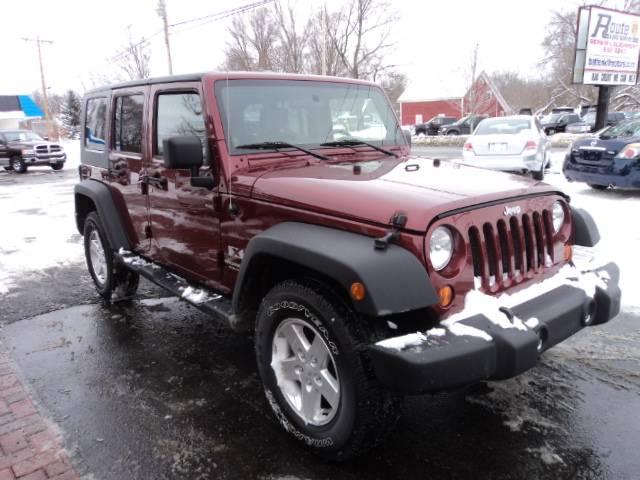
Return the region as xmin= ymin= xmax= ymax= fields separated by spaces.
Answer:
xmin=156 ymin=0 xmax=174 ymax=75
xmin=22 ymin=36 xmax=54 ymax=139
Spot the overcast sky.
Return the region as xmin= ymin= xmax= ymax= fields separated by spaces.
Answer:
xmin=0 ymin=0 xmax=632 ymax=97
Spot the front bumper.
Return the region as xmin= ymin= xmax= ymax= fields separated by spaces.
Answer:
xmin=369 ymin=262 xmax=621 ymax=394
xmin=23 ymin=153 xmax=67 ymax=166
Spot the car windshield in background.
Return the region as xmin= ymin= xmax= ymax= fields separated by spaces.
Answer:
xmin=474 ymin=118 xmax=531 ymax=135
xmin=544 ymin=113 xmax=562 ymax=123
xmin=4 ymin=131 xmax=43 ymax=142
xmin=214 ymin=79 xmax=401 ymax=155
xmin=601 ymin=120 xmax=640 ymax=139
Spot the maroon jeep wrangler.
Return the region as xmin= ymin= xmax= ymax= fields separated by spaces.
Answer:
xmin=74 ymin=72 xmax=621 ymax=460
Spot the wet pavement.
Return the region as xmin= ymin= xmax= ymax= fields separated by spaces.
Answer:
xmin=0 ymin=270 xmax=638 ymax=479
xmin=1 ymin=156 xmax=639 ymax=479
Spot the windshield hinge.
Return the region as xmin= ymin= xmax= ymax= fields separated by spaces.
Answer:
xmin=374 ymin=212 xmax=407 ymax=250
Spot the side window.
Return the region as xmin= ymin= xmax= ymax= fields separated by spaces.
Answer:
xmin=156 ymin=92 xmax=206 ymax=156
xmin=85 ymin=97 xmax=107 ymax=152
xmin=114 ymin=94 xmax=144 ymax=154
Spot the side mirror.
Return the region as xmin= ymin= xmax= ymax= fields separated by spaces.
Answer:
xmin=163 ymin=135 xmax=203 ymax=170
xmin=163 ymin=136 xmax=214 ymax=190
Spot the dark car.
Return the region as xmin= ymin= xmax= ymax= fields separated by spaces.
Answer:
xmin=414 ymin=115 xmax=456 ymax=136
xmin=438 ymin=115 xmax=487 ymax=135
xmin=564 ymin=119 xmax=640 ymax=189
xmin=0 ymin=129 xmax=66 ymax=173
xmin=541 ymin=113 xmax=581 ymax=135
xmin=566 ymin=111 xmax=626 ymax=134
xmin=74 ymin=72 xmax=620 ymax=460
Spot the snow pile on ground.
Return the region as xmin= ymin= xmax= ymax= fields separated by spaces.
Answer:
xmin=545 ymin=150 xmax=639 ymax=309
xmin=412 ymin=135 xmax=468 ymax=147
xmin=0 ymin=140 xmax=83 ymax=295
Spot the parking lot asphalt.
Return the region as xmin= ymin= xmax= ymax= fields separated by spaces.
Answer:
xmin=0 ymin=150 xmax=639 ymax=479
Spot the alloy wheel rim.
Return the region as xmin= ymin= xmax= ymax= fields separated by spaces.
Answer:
xmin=271 ymin=318 xmax=340 ymax=426
xmin=88 ymin=229 xmax=107 ymax=286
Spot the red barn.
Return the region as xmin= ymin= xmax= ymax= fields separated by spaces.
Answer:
xmin=399 ymin=71 xmax=511 ymax=126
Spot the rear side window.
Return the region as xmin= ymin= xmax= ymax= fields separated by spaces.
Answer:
xmin=114 ymin=94 xmax=144 ymax=154
xmin=155 ymin=92 xmax=206 ymax=156
xmin=84 ymin=97 xmax=107 ymax=152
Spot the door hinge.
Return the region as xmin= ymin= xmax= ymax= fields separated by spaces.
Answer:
xmin=144 ymin=224 xmax=152 ymax=239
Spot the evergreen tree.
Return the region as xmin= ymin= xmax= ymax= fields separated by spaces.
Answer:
xmin=60 ymin=90 xmax=82 ymax=139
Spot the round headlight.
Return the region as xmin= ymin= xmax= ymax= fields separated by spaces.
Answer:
xmin=429 ymin=226 xmax=454 ymax=271
xmin=552 ymin=201 xmax=565 ymax=233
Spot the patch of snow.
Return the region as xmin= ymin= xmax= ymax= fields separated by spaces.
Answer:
xmin=180 ymin=286 xmax=221 ymax=305
xmin=447 ymin=322 xmax=493 ymax=341
xmin=140 ymin=297 xmax=179 ymax=307
xmin=525 ymin=317 xmax=539 ymax=329
xmin=386 ymin=321 xmax=398 ymax=330
xmin=376 ymin=331 xmax=427 ymax=351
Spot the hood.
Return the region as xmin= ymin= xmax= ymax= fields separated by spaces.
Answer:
xmin=246 ymin=157 xmax=562 ymax=232
xmin=7 ymin=139 xmax=56 ymax=148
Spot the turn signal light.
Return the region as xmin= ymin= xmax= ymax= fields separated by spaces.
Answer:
xmin=564 ymin=244 xmax=573 ymax=262
xmin=438 ymin=285 xmax=454 ymax=308
xmin=350 ymin=282 xmax=366 ymax=301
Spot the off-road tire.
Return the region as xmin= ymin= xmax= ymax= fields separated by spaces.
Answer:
xmin=255 ymin=279 xmax=402 ymax=461
xmin=83 ymin=212 xmax=139 ymax=302
xmin=11 ymin=156 xmax=27 ymax=174
xmin=588 ymin=183 xmax=608 ymax=190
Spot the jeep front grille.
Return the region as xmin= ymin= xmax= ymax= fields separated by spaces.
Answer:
xmin=468 ymin=210 xmax=554 ymax=290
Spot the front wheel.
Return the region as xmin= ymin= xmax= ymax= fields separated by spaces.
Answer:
xmin=588 ymin=183 xmax=608 ymax=190
xmin=531 ymin=161 xmax=545 ymax=181
xmin=447 ymin=130 xmax=458 ymax=136
xmin=255 ymin=279 xmax=401 ymax=460
xmin=11 ymin=156 xmax=27 ymax=174
xmin=51 ymin=163 xmax=64 ymax=171
xmin=83 ymin=212 xmax=139 ymax=301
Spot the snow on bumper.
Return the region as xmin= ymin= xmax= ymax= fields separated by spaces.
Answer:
xmin=368 ymin=261 xmax=621 ymax=394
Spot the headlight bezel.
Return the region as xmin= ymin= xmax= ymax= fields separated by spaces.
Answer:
xmin=429 ymin=226 xmax=454 ymax=271
xmin=615 ymin=143 xmax=640 ymax=160
xmin=21 ymin=149 xmax=35 ymax=156
xmin=552 ymin=201 xmax=565 ymax=233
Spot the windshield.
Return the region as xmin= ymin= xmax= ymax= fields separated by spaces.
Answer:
xmin=474 ymin=118 xmax=532 ymax=135
xmin=3 ymin=131 xmax=43 ymax=142
xmin=600 ymin=120 xmax=640 ymax=139
xmin=214 ymin=79 xmax=401 ymax=155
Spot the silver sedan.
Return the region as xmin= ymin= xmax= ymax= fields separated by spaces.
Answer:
xmin=461 ymin=115 xmax=551 ymax=180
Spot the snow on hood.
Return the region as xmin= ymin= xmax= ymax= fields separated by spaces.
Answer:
xmin=249 ymin=156 xmax=561 ymax=232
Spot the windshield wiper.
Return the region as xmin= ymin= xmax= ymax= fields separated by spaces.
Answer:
xmin=236 ymin=141 xmax=330 ymax=161
xmin=320 ymin=138 xmax=398 ymax=158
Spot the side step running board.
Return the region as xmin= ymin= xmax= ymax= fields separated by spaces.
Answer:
xmin=115 ymin=249 xmax=234 ymax=324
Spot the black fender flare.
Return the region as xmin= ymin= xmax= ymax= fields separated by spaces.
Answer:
xmin=232 ymin=222 xmax=438 ymax=317
xmin=74 ymin=179 xmax=131 ymax=251
xmin=571 ymin=206 xmax=600 ymax=247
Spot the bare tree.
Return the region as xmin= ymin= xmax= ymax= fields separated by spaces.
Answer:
xmin=306 ymin=9 xmax=345 ymax=76
xmin=327 ymin=0 xmax=396 ymax=79
xmin=223 ymin=7 xmax=278 ymax=71
xmin=273 ymin=2 xmax=306 ymax=73
xmin=119 ymin=37 xmax=151 ymax=81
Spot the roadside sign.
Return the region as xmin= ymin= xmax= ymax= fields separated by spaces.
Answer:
xmin=573 ymin=6 xmax=640 ymax=86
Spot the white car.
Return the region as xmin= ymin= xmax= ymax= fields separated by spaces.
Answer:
xmin=461 ymin=115 xmax=551 ymax=180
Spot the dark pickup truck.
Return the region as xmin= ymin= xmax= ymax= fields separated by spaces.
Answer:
xmin=74 ymin=72 xmax=621 ymax=460
xmin=0 ymin=129 xmax=66 ymax=173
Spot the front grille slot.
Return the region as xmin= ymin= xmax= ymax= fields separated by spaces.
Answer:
xmin=35 ymin=145 xmax=48 ymax=153
xmin=468 ymin=208 xmax=553 ymax=291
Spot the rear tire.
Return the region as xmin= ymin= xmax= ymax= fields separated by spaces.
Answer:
xmin=532 ymin=162 xmax=545 ymax=181
xmin=588 ymin=183 xmax=608 ymax=190
xmin=11 ymin=156 xmax=27 ymax=174
xmin=83 ymin=212 xmax=139 ymax=302
xmin=255 ymin=279 xmax=402 ymax=461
